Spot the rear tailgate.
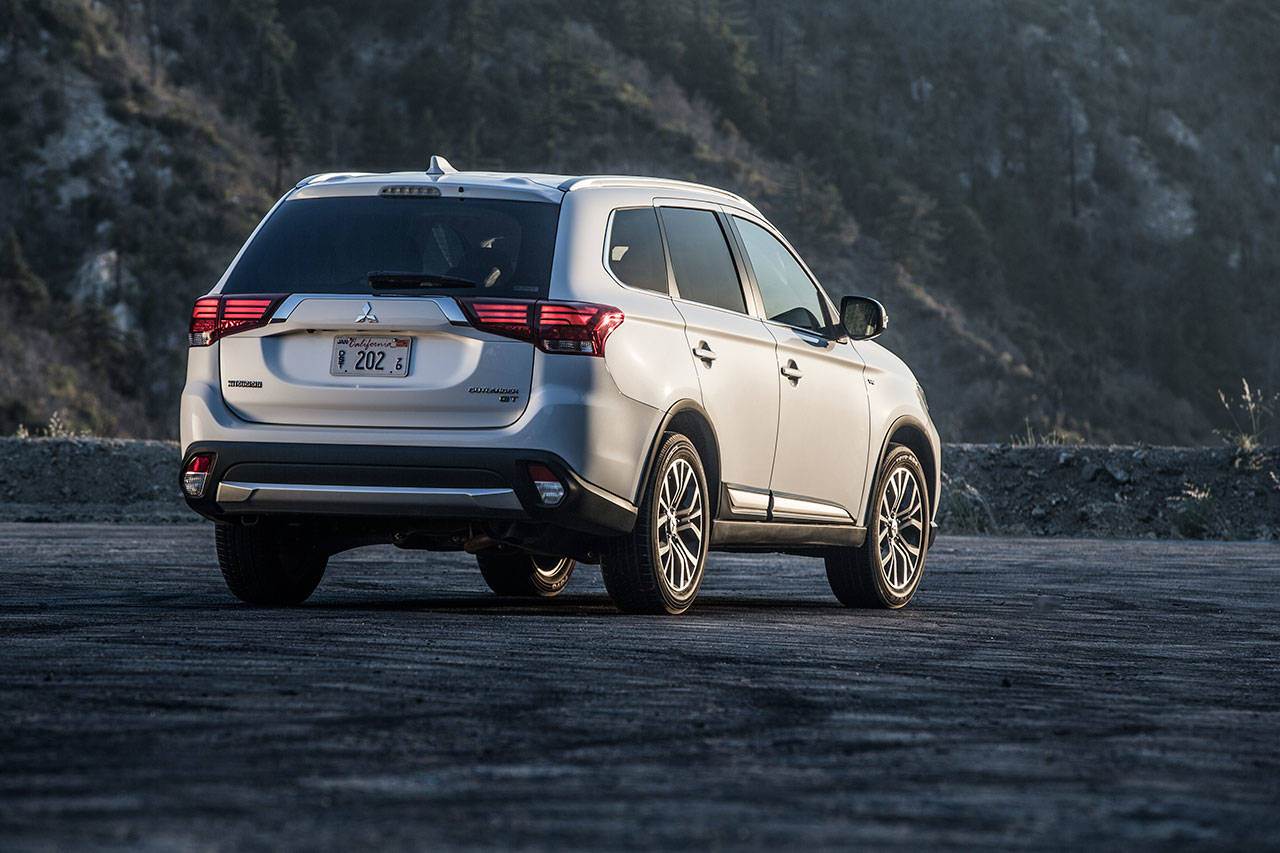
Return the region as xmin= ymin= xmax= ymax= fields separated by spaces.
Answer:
xmin=219 ymin=296 xmax=532 ymax=429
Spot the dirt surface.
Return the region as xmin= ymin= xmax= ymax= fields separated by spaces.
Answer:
xmin=2 ymin=439 xmax=1277 ymax=539
xmin=1 ymin=524 xmax=1278 ymax=850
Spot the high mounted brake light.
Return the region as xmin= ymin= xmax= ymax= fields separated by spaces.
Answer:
xmin=188 ymin=295 xmax=285 ymax=346
xmin=457 ymin=299 xmax=624 ymax=357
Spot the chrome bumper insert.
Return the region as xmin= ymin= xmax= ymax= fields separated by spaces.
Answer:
xmin=215 ymin=481 xmax=523 ymax=513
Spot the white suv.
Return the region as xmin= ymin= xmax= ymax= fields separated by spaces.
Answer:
xmin=180 ymin=156 xmax=940 ymax=614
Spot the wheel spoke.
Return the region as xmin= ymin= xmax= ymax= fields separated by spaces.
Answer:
xmin=895 ymin=540 xmax=915 ymax=574
xmin=674 ymin=534 xmax=697 ymax=571
xmin=671 ymin=464 xmax=687 ymax=508
xmin=892 ymin=470 xmax=907 ymax=512
xmin=678 ymin=503 xmax=702 ymax=522
xmin=899 ymin=488 xmax=920 ymax=521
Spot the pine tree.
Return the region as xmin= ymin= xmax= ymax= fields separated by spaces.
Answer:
xmin=255 ymin=65 xmax=303 ymax=195
xmin=0 ymin=228 xmax=48 ymax=307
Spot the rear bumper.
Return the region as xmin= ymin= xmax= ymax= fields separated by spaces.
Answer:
xmin=181 ymin=441 xmax=637 ymax=536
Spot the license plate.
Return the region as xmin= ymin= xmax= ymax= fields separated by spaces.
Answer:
xmin=330 ymin=335 xmax=412 ymax=376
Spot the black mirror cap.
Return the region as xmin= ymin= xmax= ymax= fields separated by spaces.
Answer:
xmin=840 ymin=295 xmax=888 ymax=340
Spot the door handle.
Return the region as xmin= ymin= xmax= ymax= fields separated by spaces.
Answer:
xmin=781 ymin=360 xmax=803 ymax=381
xmin=692 ymin=342 xmax=717 ymax=362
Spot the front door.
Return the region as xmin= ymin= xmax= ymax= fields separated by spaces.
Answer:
xmin=729 ymin=215 xmax=872 ymax=522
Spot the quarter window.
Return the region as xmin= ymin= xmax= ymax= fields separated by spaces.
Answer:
xmin=659 ymin=208 xmax=747 ymax=314
xmin=607 ymin=208 xmax=668 ymax=294
xmin=734 ymin=217 xmax=829 ymax=331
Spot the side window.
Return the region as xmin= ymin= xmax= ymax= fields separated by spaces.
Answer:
xmin=658 ymin=207 xmax=747 ymax=314
xmin=607 ymin=208 xmax=668 ymax=294
xmin=734 ymin=217 xmax=829 ymax=331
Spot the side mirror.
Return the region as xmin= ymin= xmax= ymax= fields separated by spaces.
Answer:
xmin=839 ymin=295 xmax=888 ymax=340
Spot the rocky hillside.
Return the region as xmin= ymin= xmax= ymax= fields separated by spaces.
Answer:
xmin=1 ymin=1 xmax=1277 ymax=444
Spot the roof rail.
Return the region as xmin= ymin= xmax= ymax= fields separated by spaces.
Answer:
xmin=557 ymin=175 xmax=753 ymax=207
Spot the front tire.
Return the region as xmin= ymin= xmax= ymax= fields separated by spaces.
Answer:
xmin=600 ymin=432 xmax=710 ymax=615
xmin=476 ymin=550 xmax=575 ymax=597
xmin=826 ymin=444 xmax=929 ymax=609
xmin=214 ymin=522 xmax=327 ymax=605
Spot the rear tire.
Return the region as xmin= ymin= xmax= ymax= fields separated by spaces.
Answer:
xmin=214 ymin=522 xmax=327 ymax=605
xmin=826 ymin=444 xmax=929 ymax=609
xmin=476 ymin=550 xmax=575 ymax=597
xmin=600 ymin=432 xmax=709 ymax=615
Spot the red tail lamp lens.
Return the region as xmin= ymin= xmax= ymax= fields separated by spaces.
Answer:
xmin=457 ymin=299 xmax=623 ymax=356
xmin=537 ymin=303 xmax=625 ymax=355
xmin=188 ymin=295 xmax=285 ymax=346
xmin=189 ymin=297 xmax=220 ymax=346
xmin=463 ymin=300 xmax=535 ymax=342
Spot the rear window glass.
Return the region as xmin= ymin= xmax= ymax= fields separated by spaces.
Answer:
xmin=224 ymin=196 xmax=560 ymax=297
xmin=607 ymin=208 xmax=668 ymax=294
xmin=658 ymin=207 xmax=746 ymax=314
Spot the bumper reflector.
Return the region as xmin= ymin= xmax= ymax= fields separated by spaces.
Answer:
xmin=182 ymin=454 xmax=213 ymax=498
xmin=527 ymin=463 xmax=566 ymax=506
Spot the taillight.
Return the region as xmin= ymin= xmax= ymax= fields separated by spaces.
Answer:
xmin=457 ymin=299 xmax=624 ymax=357
xmin=537 ymin=302 xmax=625 ymax=355
xmin=182 ymin=453 xmax=214 ymax=497
xmin=188 ymin=294 xmax=285 ymax=346
xmin=189 ymin=297 xmax=219 ymax=346
xmin=465 ymin=300 xmax=535 ymax=342
xmin=526 ymin=462 xmax=566 ymax=506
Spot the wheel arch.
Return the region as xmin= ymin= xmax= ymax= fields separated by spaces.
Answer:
xmin=636 ymin=400 xmax=722 ymax=518
xmin=867 ymin=415 xmax=939 ymax=525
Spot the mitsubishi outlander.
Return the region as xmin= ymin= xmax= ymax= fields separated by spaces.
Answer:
xmin=179 ymin=156 xmax=940 ymax=614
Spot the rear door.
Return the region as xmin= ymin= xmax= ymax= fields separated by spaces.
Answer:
xmin=728 ymin=214 xmax=872 ymax=522
xmin=657 ymin=204 xmax=779 ymax=505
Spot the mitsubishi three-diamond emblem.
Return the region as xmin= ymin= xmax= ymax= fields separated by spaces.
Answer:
xmin=354 ymin=301 xmax=378 ymax=323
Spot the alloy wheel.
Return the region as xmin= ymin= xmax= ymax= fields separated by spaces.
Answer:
xmin=877 ymin=464 xmax=925 ymax=592
xmin=531 ymin=555 xmax=572 ymax=580
xmin=656 ymin=457 xmax=704 ymax=594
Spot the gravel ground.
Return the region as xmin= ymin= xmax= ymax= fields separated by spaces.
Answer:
xmin=0 ymin=438 xmax=184 ymax=523
xmin=940 ymin=444 xmax=1279 ymax=540
xmin=1 ymin=524 xmax=1278 ymax=850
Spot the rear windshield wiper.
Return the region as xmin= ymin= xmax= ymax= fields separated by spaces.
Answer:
xmin=367 ymin=271 xmax=477 ymax=290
